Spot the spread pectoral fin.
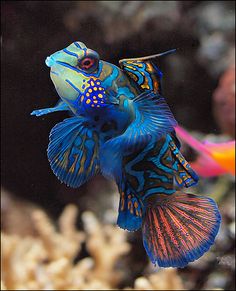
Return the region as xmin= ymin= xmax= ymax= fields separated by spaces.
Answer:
xmin=47 ymin=117 xmax=100 ymax=188
xmin=31 ymin=100 xmax=70 ymax=116
xmin=103 ymin=91 xmax=177 ymax=154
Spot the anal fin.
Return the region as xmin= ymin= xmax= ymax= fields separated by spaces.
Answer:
xmin=117 ymin=181 xmax=143 ymax=231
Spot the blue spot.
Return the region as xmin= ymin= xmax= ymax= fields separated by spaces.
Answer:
xmin=87 ymin=131 xmax=93 ymax=138
xmin=75 ymin=136 xmax=82 ymax=146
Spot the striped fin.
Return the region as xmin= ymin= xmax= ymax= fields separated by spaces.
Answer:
xmin=103 ymin=91 xmax=177 ymax=155
xmin=169 ymin=138 xmax=199 ymax=187
xmin=117 ymin=180 xmax=143 ymax=231
xmin=47 ymin=117 xmax=100 ymax=188
xmin=119 ymin=60 xmax=163 ymax=94
xmin=142 ymin=192 xmax=221 ymax=268
xmin=119 ymin=49 xmax=176 ymax=94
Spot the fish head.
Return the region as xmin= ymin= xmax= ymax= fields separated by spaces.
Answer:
xmin=45 ymin=41 xmax=112 ymax=113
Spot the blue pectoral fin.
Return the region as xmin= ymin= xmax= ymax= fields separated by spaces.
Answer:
xmin=128 ymin=90 xmax=178 ymax=143
xmin=31 ymin=100 xmax=70 ymax=116
xmin=104 ymin=91 xmax=178 ymax=154
xmin=47 ymin=116 xmax=100 ymax=188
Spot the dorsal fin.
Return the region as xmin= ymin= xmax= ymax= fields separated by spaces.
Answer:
xmin=119 ymin=49 xmax=176 ymax=94
xmin=119 ymin=49 xmax=176 ymax=63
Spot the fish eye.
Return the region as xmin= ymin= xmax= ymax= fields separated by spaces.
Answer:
xmin=78 ymin=50 xmax=100 ymax=73
xmin=80 ymin=57 xmax=95 ymax=69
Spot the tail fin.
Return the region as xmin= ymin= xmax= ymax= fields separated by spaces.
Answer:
xmin=142 ymin=192 xmax=221 ymax=268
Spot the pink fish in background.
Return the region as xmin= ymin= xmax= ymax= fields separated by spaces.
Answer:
xmin=175 ymin=126 xmax=235 ymax=177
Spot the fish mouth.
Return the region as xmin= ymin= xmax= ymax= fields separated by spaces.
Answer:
xmin=45 ymin=56 xmax=56 ymax=67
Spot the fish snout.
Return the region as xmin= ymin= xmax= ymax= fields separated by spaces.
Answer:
xmin=45 ymin=55 xmax=56 ymax=67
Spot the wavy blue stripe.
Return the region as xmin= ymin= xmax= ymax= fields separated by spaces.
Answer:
xmin=51 ymin=71 xmax=59 ymax=76
xmin=143 ymin=188 xmax=175 ymax=199
xmin=149 ymin=139 xmax=173 ymax=174
xmin=124 ymin=66 xmax=144 ymax=85
xmin=102 ymin=65 xmax=119 ymax=87
xmin=65 ymin=79 xmax=81 ymax=93
xmin=63 ymin=49 xmax=78 ymax=58
xmin=148 ymin=171 xmax=170 ymax=183
xmin=117 ymin=87 xmax=136 ymax=99
xmin=73 ymin=42 xmax=82 ymax=49
xmin=73 ymin=42 xmax=87 ymax=54
xmin=141 ymin=63 xmax=153 ymax=88
xmin=124 ymin=147 xmax=149 ymax=193
xmin=57 ymin=61 xmax=81 ymax=72
xmin=56 ymin=61 xmax=97 ymax=77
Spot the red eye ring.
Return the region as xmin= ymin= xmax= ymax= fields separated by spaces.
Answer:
xmin=80 ymin=57 xmax=95 ymax=69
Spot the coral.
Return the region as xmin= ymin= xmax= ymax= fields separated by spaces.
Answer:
xmin=125 ymin=269 xmax=183 ymax=290
xmin=1 ymin=188 xmax=39 ymax=236
xmin=1 ymin=201 xmax=185 ymax=290
xmin=1 ymin=204 xmax=85 ymax=290
xmin=81 ymin=211 xmax=131 ymax=287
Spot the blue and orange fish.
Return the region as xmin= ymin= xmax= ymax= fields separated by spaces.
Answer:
xmin=31 ymin=41 xmax=221 ymax=268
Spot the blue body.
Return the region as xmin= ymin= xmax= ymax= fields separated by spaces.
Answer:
xmin=31 ymin=41 xmax=221 ymax=268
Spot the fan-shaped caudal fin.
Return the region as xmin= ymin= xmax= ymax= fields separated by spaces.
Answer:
xmin=142 ymin=192 xmax=221 ymax=268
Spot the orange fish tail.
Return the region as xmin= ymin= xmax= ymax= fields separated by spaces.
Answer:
xmin=142 ymin=191 xmax=221 ymax=268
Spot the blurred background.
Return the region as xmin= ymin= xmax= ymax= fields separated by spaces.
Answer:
xmin=1 ymin=1 xmax=235 ymax=290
